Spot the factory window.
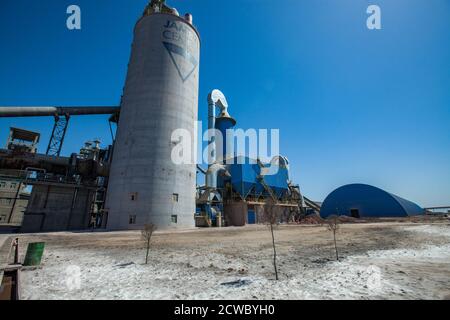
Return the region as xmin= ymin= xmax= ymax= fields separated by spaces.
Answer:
xmin=350 ymin=209 xmax=360 ymax=218
xmin=10 ymin=182 xmax=17 ymax=189
xmin=0 ymin=198 xmax=11 ymax=205
xmin=0 ymin=181 xmax=6 ymax=188
xmin=171 ymin=215 xmax=178 ymax=223
xmin=130 ymin=192 xmax=138 ymax=201
xmin=0 ymin=215 xmax=5 ymax=222
xmin=172 ymin=193 xmax=179 ymax=202
xmin=129 ymin=214 xmax=137 ymax=224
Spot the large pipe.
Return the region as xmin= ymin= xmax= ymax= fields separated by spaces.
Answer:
xmin=215 ymin=114 xmax=236 ymax=163
xmin=0 ymin=106 xmax=120 ymax=117
xmin=207 ymin=90 xmax=229 ymax=166
xmin=205 ymin=163 xmax=231 ymax=190
xmin=205 ymin=90 xmax=234 ymax=199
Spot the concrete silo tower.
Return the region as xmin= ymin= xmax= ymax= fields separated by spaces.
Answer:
xmin=105 ymin=1 xmax=200 ymax=229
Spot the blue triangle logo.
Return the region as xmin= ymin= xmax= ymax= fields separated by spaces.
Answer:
xmin=163 ymin=41 xmax=198 ymax=82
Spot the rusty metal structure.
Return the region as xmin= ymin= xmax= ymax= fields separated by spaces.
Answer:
xmin=0 ymin=120 xmax=114 ymax=232
xmin=0 ymin=106 xmax=119 ymax=158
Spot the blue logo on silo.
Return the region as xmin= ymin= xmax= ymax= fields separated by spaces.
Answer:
xmin=162 ymin=20 xmax=198 ymax=82
xmin=163 ymin=42 xmax=198 ymax=82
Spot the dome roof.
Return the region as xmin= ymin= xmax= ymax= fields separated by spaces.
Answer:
xmin=320 ymin=183 xmax=424 ymax=218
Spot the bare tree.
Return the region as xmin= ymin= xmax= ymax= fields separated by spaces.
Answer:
xmin=261 ymin=198 xmax=282 ymax=280
xmin=141 ymin=223 xmax=156 ymax=264
xmin=325 ymin=215 xmax=340 ymax=261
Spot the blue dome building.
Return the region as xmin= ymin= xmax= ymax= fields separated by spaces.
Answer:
xmin=320 ymin=184 xmax=424 ymax=218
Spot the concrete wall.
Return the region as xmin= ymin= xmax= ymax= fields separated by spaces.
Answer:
xmin=21 ymin=184 xmax=94 ymax=233
xmin=105 ymin=13 xmax=200 ymax=230
xmin=0 ymin=176 xmax=28 ymax=225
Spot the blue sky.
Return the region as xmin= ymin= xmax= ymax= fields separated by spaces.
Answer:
xmin=0 ymin=0 xmax=449 ymax=207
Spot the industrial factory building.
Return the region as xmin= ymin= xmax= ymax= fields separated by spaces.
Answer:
xmin=320 ymin=184 xmax=424 ymax=218
xmin=0 ymin=170 xmax=29 ymax=226
xmin=0 ymin=129 xmax=113 ymax=233
xmin=0 ymin=128 xmax=38 ymax=226
xmin=0 ymin=1 xmax=319 ymax=233
xmin=0 ymin=0 xmax=427 ymax=234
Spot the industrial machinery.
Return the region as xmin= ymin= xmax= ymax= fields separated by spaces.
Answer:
xmin=0 ymin=1 xmax=200 ymax=231
xmin=0 ymin=108 xmax=117 ymax=232
xmin=195 ymin=89 xmax=319 ymax=227
xmin=0 ymin=106 xmax=119 ymax=157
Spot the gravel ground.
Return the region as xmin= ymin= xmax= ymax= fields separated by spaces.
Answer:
xmin=10 ymin=221 xmax=450 ymax=300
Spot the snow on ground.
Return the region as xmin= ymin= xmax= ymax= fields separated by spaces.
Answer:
xmin=19 ymin=223 xmax=450 ymax=300
xmin=403 ymin=224 xmax=450 ymax=238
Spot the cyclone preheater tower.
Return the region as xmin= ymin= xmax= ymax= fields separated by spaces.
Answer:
xmin=105 ymin=6 xmax=200 ymax=229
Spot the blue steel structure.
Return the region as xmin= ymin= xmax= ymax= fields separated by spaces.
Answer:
xmin=217 ymin=156 xmax=290 ymax=200
xmin=196 ymin=89 xmax=304 ymax=227
xmin=215 ymin=115 xmax=236 ymax=161
xmin=213 ymin=102 xmax=290 ymax=201
xmin=320 ymin=184 xmax=424 ymax=218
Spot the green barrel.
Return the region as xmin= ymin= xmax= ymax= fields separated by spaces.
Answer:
xmin=23 ymin=242 xmax=45 ymax=266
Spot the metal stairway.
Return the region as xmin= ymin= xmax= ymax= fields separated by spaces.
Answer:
xmin=303 ymin=196 xmax=321 ymax=213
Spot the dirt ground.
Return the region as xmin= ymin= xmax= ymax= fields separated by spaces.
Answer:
xmin=7 ymin=220 xmax=450 ymax=300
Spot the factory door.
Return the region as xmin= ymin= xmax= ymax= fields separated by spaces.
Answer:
xmin=247 ymin=210 xmax=256 ymax=224
xmin=350 ymin=209 xmax=360 ymax=218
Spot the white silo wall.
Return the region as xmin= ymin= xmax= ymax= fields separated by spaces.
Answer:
xmin=105 ymin=13 xmax=200 ymax=230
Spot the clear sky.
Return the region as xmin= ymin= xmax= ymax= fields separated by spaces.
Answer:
xmin=0 ymin=0 xmax=449 ymax=207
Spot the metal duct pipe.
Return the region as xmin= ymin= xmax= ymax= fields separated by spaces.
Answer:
xmin=205 ymin=90 xmax=233 ymax=203
xmin=215 ymin=115 xmax=236 ymax=163
xmin=184 ymin=13 xmax=193 ymax=24
xmin=259 ymin=155 xmax=291 ymax=178
xmin=0 ymin=106 xmax=120 ymax=117
xmin=207 ymin=89 xmax=229 ymax=166
xmin=205 ymin=163 xmax=231 ymax=190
